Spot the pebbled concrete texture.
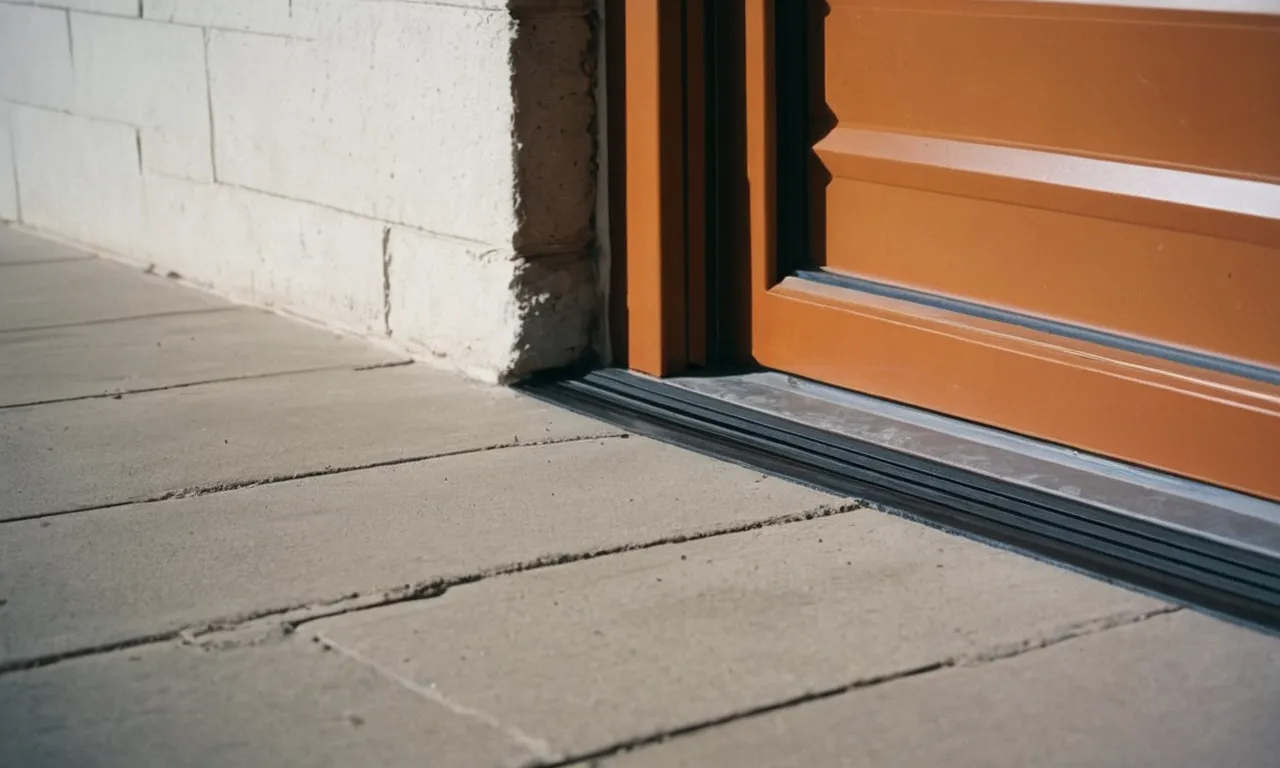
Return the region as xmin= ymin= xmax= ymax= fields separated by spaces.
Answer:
xmin=0 ymin=437 xmax=837 ymax=667
xmin=607 ymin=611 xmax=1280 ymax=768
xmin=0 ymin=257 xmax=228 ymax=332
xmin=0 ymin=642 xmax=530 ymax=768
xmin=0 ymin=364 xmax=617 ymax=519
xmin=307 ymin=514 xmax=1169 ymax=763
xmin=0 ymin=306 xmax=401 ymax=407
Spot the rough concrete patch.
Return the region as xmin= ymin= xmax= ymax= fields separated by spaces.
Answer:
xmin=504 ymin=249 xmax=597 ymax=381
xmin=487 ymin=1 xmax=600 ymax=380
xmin=509 ymin=2 xmax=597 ymax=254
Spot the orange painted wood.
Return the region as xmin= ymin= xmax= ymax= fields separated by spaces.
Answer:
xmin=820 ymin=173 xmax=1280 ymax=368
xmin=743 ymin=0 xmax=1280 ymax=499
xmin=624 ymin=0 xmax=688 ymax=376
xmin=816 ymin=2 xmax=1280 ymax=369
xmin=825 ymin=0 xmax=1280 ymax=180
xmin=755 ymin=278 xmax=1280 ymax=500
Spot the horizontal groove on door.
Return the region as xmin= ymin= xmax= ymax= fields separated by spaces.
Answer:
xmin=826 ymin=0 xmax=1280 ymax=180
xmin=814 ymin=129 xmax=1280 ymax=369
xmin=793 ymin=269 xmax=1280 ymax=387
xmin=753 ymin=277 xmax=1280 ymax=502
xmin=515 ymin=368 xmax=1280 ymax=633
xmin=813 ymin=128 xmax=1280 ymax=246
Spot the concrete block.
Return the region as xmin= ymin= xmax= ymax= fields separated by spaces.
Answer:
xmin=0 ymin=104 xmax=15 ymax=221
xmin=208 ymin=8 xmax=519 ymax=242
xmin=0 ymin=307 xmax=399 ymax=407
xmin=1 ymin=364 xmax=617 ymax=518
xmin=387 ymin=228 xmax=596 ymax=381
xmin=144 ymin=0 xmax=293 ymax=34
xmin=608 ymin=612 xmax=1280 ymax=768
xmin=0 ymin=643 xmax=530 ymax=768
xmin=0 ymin=256 xmax=227 ymax=332
xmin=10 ymin=105 xmax=145 ymax=255
xmin=144 ymin=174 xmax=388 ymax=336
xmin=31 ymin=1 xmax=137 ymax=15
xmin=0 ymin=4 xmax=74 ymax=110
xmin=0 ymin=437 xmax=836 ymax=665
xmin=71 ymin=14 xmax=212 ymax=181
xmin=310 ymin=514 xmax=1166 ymax=760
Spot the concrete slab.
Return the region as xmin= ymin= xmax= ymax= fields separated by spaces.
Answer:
xmin=0 ymin=364 xmax=618 ymax=520
xmin=0 ymin=226 xmax=93 ymax=265
xmin=0 ymin=307 xmax=402 ymax=407
xmin=0 ymin=640 xmax=532 ymax=768
xmin=607 ymin=611 xmax=1280 ymax=768
xmin=0 ymin=437 xmax=837 ymax=667
xmin=0 ymin=257 xmax=228 ymax=332
xmin=309 ymin=513 xmax=1167 ymax=763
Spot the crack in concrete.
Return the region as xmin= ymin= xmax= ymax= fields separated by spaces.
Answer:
xmin=317 ymin=633 xmax=562 ymax=763
xmin=0 ymin=501 xmax=866 ymax=675
xmin=0 ymin=306 xmax=243 ymax=336
xmin=0 ymin=360 xmax=413 ymax=412
xmin=1 ymin=432 xmax=630 ymax=526
xmin=0 ymin=494 xmax=1189 ymax=768
xmin=202 ymin=26 xmax=219 ymax=182
xmin=352 ymin=358 xmax=415 ymax=372
xmin=539 ymin=604 xmax=1187 ymax=768
xmin=380 ymin=226 xmax=393 ymax=337
xmin=0 ymin=630 xmax=182 ymax=676
xmin=277 ymin=501 xmax=869 ymax=638
xmin=0 ymin=257 xmax=97 ymax=269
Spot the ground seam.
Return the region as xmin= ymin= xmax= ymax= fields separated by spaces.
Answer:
xmin=539 ymin=604 xmax=1187 ymax=767
xmin=1 ymin=432 xmax=631 ymax=526
xmin=0 ymin=306 xmax=243 ymax=336
xmin=0 ymin=361 xmax=413 ymax=411
xmin=317 ymin=633 xmax=561 ymax=763
xmin=0 ymin=501 xmax=867 ymax=675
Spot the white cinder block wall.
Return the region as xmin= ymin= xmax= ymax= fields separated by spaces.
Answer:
xmin=0 ymin=0 xmax=598 ymax=381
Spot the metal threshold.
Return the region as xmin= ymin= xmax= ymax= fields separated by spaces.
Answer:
xmin=516 ymin=368 xmax=1280 ymax=632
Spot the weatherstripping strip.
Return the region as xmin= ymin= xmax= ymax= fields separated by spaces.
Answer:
xmin=516 ymin=369 xmax=1280 ymax=633
xmin=793 ymin=269 xmax=1280 ymax=387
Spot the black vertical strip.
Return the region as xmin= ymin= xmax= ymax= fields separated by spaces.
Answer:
xmin=680 ymin=0 xmax=692 ymax=365
xmin=774 ymin=0 xmax=811 ymax=279
xmin=704 ymin=0 xmax=722 ymax=363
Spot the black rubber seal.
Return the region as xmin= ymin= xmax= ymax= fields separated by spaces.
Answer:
xmin=516 ymin=369 xmax=1280 ymax=633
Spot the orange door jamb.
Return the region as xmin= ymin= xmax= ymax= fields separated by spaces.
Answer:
xmin=618 ymin=0 xmax=705 ymax=376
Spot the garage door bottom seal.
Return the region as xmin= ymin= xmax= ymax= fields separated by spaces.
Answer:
xmin=516 ymin=368 xmax=1280 ymax=634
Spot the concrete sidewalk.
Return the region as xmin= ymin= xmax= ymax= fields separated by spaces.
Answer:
xmin=1 ymin=225 xmax=1276 ymax=767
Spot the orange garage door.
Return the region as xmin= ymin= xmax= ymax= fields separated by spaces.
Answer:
xmin=744 ymin=0 xmax=1280 ymax=499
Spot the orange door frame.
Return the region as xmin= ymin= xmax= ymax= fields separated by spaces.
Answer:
xmin=611 ymin=0 xmax=707 ymax=375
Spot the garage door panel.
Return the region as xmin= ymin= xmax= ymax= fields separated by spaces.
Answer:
xmin=826 ymin=0 xmax=1280 ymax=180
xmin=820 ymin=177 xmax=1280 ymax=370
xmin=754 ymin=279 xmax=1280 ymax=500
xmin=813 ymin=128 xmax=1280 ymax=248
xmin=744 ymin=0 xmax=1280 ymax=498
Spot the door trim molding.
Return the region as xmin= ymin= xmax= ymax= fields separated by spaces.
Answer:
xmin=616 ymin=0 xmax=707 ymax=375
